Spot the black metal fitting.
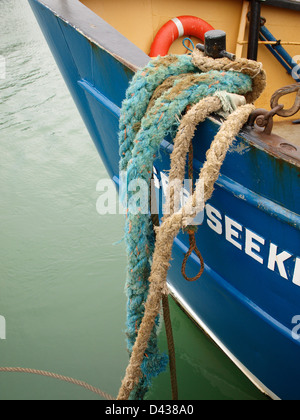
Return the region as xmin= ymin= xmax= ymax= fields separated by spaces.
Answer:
xmin=196 ymin=30 xmax=236 ymax=61
xmin=247 ymin=0 xmax=264 ymax=60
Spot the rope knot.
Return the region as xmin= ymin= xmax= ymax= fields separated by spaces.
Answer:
xmin=181 ymin=226 xmax=204 ymax=282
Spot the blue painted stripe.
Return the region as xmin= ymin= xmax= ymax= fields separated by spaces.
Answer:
xmin=173 ymin=236 xmax=300 ymax=346
xmin=112 ymin=175 xmax=120 ymax=185
xmin=78 ymin=79 xmax=121 ymax=118
xmin=114 ymin=169 xmax=299 ymax=347
xmin=217 ymin=172 xmax=300 ymax=230
xmin=113 ymin=156 xmax=300 ymax=230
xmin=112 ymin=123 xmax=299 ymax=230
xmin=160 ymin=140 xmax=300 ymax=230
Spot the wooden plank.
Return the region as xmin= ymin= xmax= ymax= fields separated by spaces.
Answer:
xmin=236 ymin=0 xmax=249 ymax=58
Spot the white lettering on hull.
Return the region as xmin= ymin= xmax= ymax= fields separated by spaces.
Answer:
xmin=206 ymin=203 xmax=299 ymax=286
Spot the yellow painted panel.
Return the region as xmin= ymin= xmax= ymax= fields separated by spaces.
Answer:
xmin=81 ymin=0 xmax=300 ymax=118
xmin=80 ymin=0 xmax=244 ymax=54
xmin=80 ymin=0 xmax=154 ymax=53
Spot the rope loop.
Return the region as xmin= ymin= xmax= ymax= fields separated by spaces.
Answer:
xmin=182 ymin=37 xmax=195 ymax=54
xmin=181 ymin=140 xmax=204 ymax=283
xmin=181 ymin=231 xmax=205 ymax=282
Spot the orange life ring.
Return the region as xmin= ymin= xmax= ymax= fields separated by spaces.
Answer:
xmin=150 ymin=15 xmax=214 ymax=57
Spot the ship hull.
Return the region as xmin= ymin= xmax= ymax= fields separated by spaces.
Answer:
xmin=29 ymin=0 xmax=300 ymax=400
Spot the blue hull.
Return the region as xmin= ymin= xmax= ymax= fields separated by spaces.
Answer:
xmin=29 ymin=0 xmax=300 ymax=400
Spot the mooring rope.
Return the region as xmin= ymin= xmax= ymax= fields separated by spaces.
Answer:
xmin=118 ymin=104 xmax=255 ymax=401
xmin=0 ymin=367 xmax=115 ymax=400
xmin=118 ymin=48 xmax=266 ymax=400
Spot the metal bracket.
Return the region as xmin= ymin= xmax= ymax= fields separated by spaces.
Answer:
xmin=196 ymin=30 xmax=236 ymax=61
xmin=270 ymin=84 xmax=300 ymax=118
xmin=248 ymin=84 xmax=300 ymax=135
xmin=248 ymin=105 xmax=284 ymax=135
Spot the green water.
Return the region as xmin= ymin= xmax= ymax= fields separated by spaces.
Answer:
xmin=0 ymin=0 xmax=268 ymax=400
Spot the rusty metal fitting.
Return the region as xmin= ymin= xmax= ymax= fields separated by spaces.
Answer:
xmin=248 ymin=84 xmax=300 ymax=135
xmin=270 ymin=84 xmax=300 ymax=118
xmin=248 ymin=105 xmax=284 ymax=135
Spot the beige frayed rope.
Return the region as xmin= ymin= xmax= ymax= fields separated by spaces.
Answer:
xmin=0 ymin=367 xmax=115 ymax=400
xmin=163 ymin=92 xmax=247 ymax=222
xmin=117 ymin=103 xmax=255 ymax=400
xmin=192 ymin=49 xmax=266 ymax=104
